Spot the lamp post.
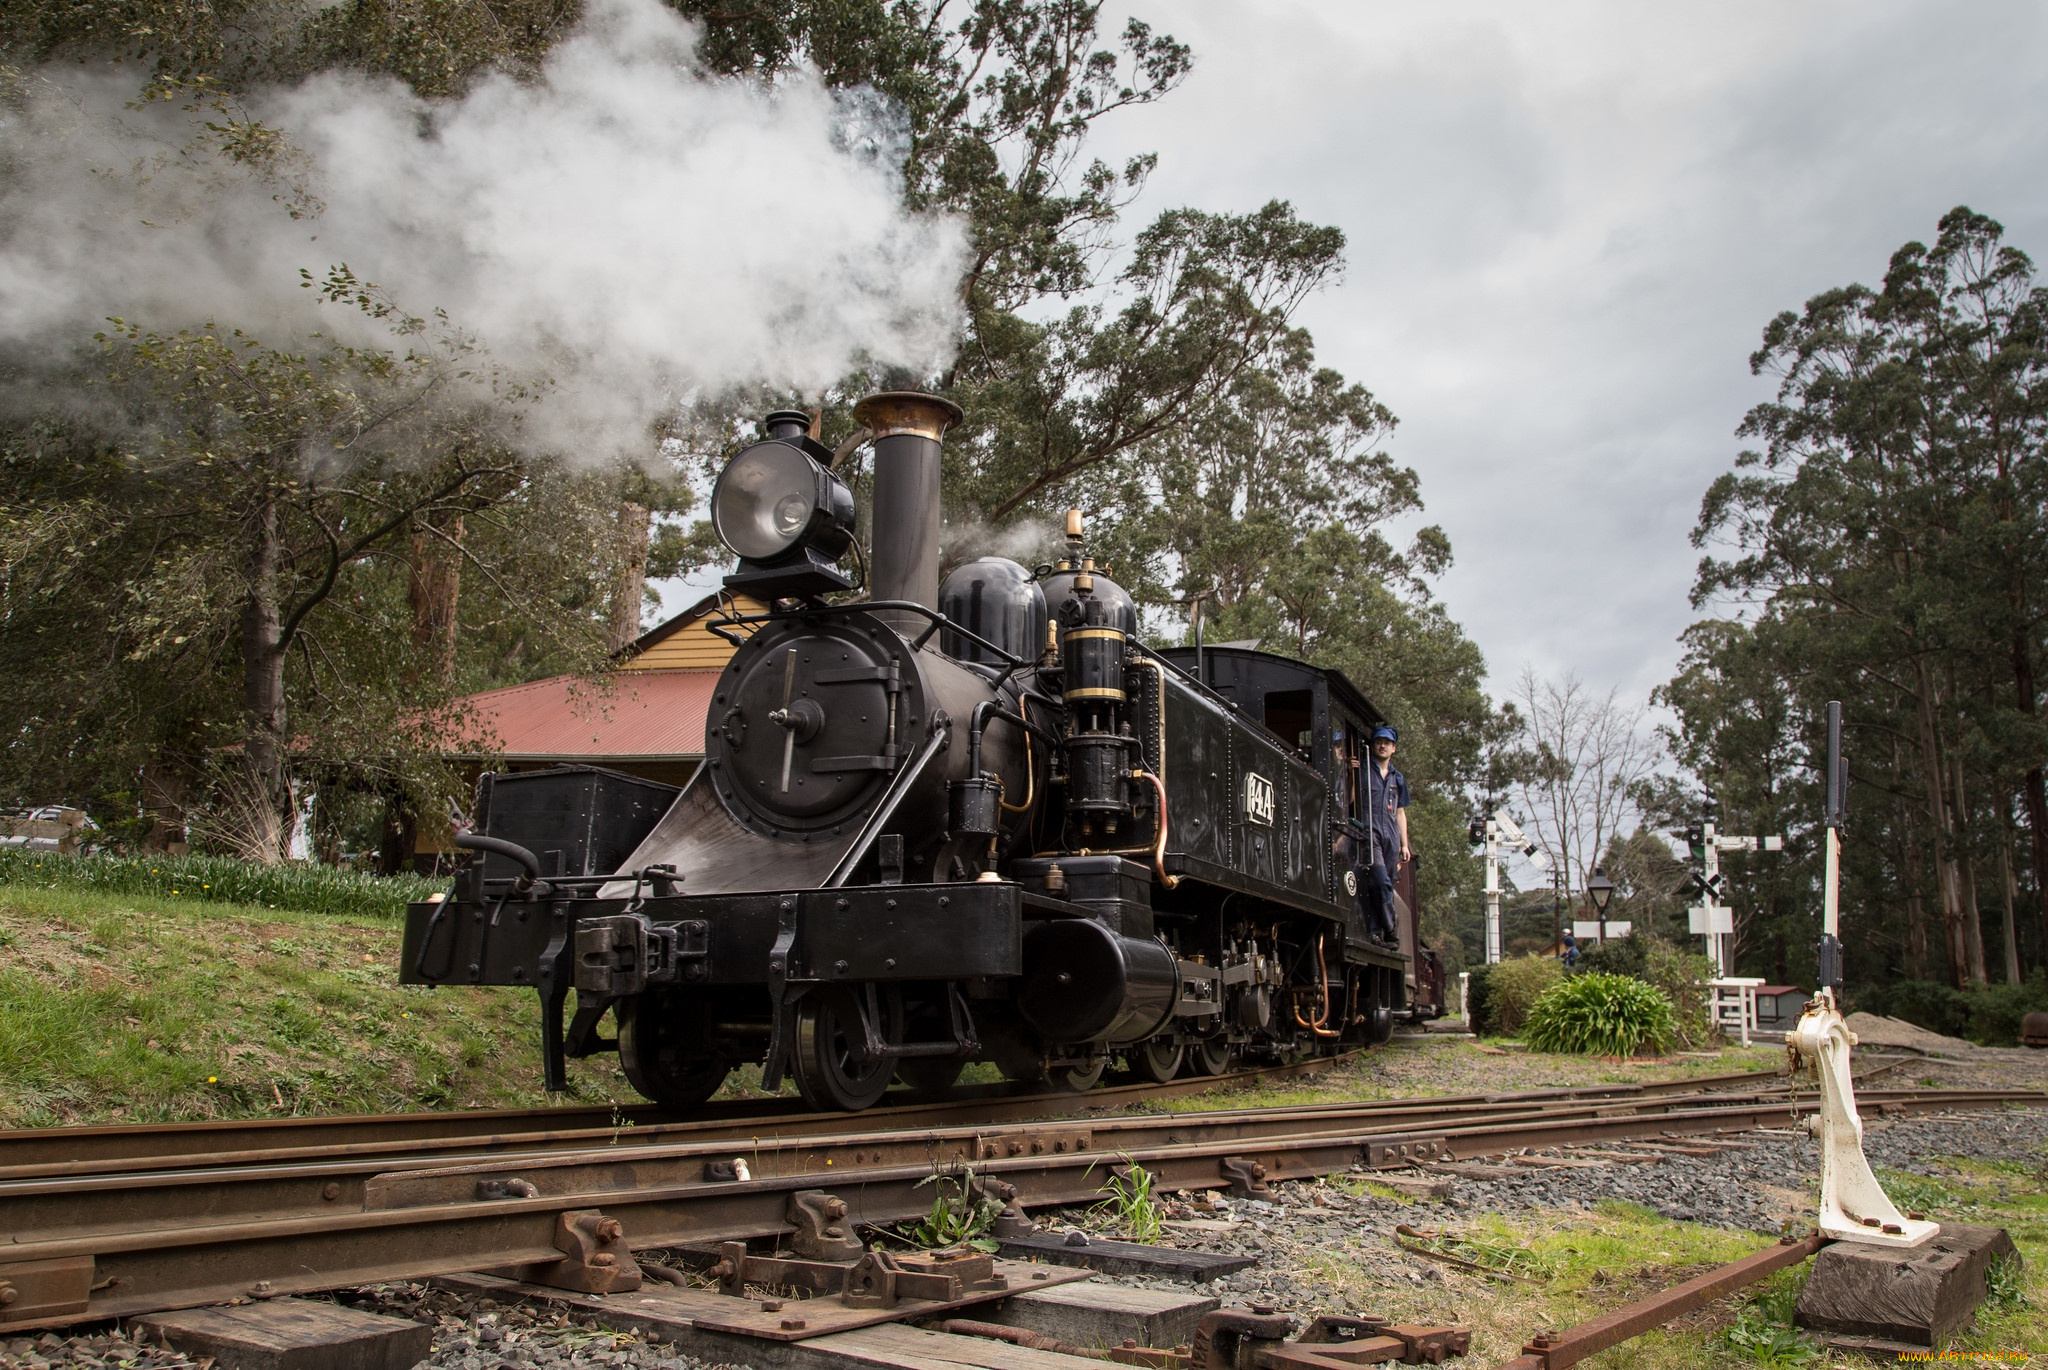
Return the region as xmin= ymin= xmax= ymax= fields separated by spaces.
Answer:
xmin=1587 ymin=867 xmax=1616 ymax=946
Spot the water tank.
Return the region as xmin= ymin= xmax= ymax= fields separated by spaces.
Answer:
xmin=939 ymin=557 xmax=1047 ymax=665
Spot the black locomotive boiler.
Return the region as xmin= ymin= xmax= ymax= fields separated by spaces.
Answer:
xmin=401 ymin=394 xmax=1448 ymax=1111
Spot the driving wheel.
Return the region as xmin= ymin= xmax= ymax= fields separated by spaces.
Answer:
xmin=1047 ymin=1056 xmax=1105 ymax=1093
xmin=1133 ymin=1037 xmax=1183 ymax=1083
xmin=618 ymin=991 xmax=731 ymax=1111
xmin=1190 ymin=1034 xmax=1234 ymax=1076
xmin=793 ymin=984 xmax=904 ymax=1112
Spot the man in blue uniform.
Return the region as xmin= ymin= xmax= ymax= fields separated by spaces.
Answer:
xmin=1359 ymin=724 xmax=1410 ymax=946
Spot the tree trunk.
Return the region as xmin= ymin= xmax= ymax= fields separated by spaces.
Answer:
xmin=2001 ymin=819 xmax=2024 ymax=983
xmin=1952 ymin=754 xmax=1988 ymax=987
xmin=1902 ymin=808 xmax=1930 ymax=981
xmin=407 ymin=510 xmax=464 ymax=682
xmin=1911 ymin=654 xmax=1967 ymax=987
xmin=239 ymin=492 xmax=290 ymax=864
xmin=2015 ymin=634 xmax=2048 ymax=970
xmin=606 ymin=500 xmax=651 ymax=654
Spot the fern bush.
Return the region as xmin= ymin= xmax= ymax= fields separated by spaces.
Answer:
xmin=1524 ymin=972 xmax=1678 ymax=1056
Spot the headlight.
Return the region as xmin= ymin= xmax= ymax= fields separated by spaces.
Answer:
xmin=711 ymin=440 xmax=854 ymax=563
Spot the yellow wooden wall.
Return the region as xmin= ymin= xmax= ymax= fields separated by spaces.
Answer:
xmin=620 ymin=595 xmax=767 ymax=671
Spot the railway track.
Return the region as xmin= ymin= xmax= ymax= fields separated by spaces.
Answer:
xmin=0 ymin=1055 xmax=1822 ymax=1184
xmin=0 ymin=1050 xmax=1373 ymax=1176
xmin=1 ymin=1065 xmax=2037 ymax=1334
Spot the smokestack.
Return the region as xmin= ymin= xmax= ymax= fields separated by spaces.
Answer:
xmin=851 ymin=391 xmax=964 ymax=625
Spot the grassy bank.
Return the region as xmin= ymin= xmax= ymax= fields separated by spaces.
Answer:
xmin=0 ymin=882 xmax=641 ymax=1127
xmin=0 ymin=848 xmax=442 ymax=921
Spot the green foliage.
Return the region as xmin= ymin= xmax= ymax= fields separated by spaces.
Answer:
xmin=1719 ymin=1270 xmax=1821 ymax=1366
xmin=1483 ymin=954 xmax=1564 ymax=1036
xmin=1523 ymin=972 xmax=1677 ymax=1057
xmin=0 ymin=849 xmax=440 ymax=920
xmin=1857 ymin=978 xmax=2048 ymax=1047
xmin=1462 ymin=961 xmax=1495 ymax=1032
xmin=1719 ymin=1318 xmax=1820 ymax=1367
xmin=1672 ymin=206 xmax=2048 ymax=994
xmin=1090 ymin=1156 xmax=1163 ymax=1243
xmin=1577 ymin=933 xmax=1720 ymax=1050
xmin=1987 ymin=1253 xmax=2029 ymax=1312
xmin=892 ymin=1166 xmax=1004 ymax=1252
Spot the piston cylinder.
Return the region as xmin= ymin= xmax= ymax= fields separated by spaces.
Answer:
xmin=1017 ymin=919 xmax=1177 ymax=1044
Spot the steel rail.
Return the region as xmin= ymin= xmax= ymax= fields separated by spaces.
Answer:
xmin=1 ymin=1086 xmax=2036 ymax=1331
xmin=0 ymin=1074 xmax=1883 ymax=1238
xmin=0 ymin=1077 xmax=2008 ymax=1239
xmin=0 ymin=1051 xmax=1377 ymax=1175
xmin=0 ymin=1058 xmax=1799 ymax=1184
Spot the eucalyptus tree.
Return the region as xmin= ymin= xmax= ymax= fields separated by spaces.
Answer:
xmin=1686 ymin=207 xmax=2048 ymax=989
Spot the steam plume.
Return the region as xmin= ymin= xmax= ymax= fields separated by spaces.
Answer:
xmin=0 ymin=0 xmax=965 ymax=456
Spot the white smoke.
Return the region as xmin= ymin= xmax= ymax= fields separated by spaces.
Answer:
xmin=0 ymin=0 xmax=965 ymax=457
xmin=942 ymin=516 xmax=1063 ymax=569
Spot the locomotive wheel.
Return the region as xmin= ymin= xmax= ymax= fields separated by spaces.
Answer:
xmin=1362 ymin=969 xmax=1395 ymax=1047
xmin=618 ymin=993 xmax=731 ymax=1112
xmin=1132 ymin=1038 xmax=1182 ymax=1083
xmin=1047 ymin=1057 xmax=1105 ymax=1093
xmin=793 ymin=985 xmax=904 ymax=1112
xmin=1190 ymin=1035 xmax=1234 ymax=1076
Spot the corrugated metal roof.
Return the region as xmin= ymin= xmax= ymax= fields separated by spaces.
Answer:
xmin=451 ymin=669 xmax=719 ymax=760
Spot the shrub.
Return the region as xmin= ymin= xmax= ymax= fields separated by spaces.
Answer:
xmin=1855 ymin=980 xmax=1972 ymax=1039
xmin=1576 ymin=934 xmax=1651 ymax=980
xmin=1523 ymin=972 xmax=1678 ymax=1056
xmin=1965 ymin=981 xmax=2048 ymax=1047
xmin=1581 ymin=933 xmax=1719 ymax=1050
xmin=1485 ymin=954 xmax=1564 ymax=1036
xmin=1463 ymin=962 xmax=1494 ymax=1033
xmin=1847 ymin=979 xmax=2048 ymax=1048
xmin=0 ymin=849 xmax=441 ymax=919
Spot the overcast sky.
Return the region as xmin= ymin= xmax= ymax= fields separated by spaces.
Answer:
xmin=1078 ymin=0 xmax=2048 ymax=706
xmin=656 ymin=3 xmax=2048 ymax=712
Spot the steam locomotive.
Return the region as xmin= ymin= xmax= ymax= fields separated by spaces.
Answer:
xmin=400 ymin=394 xmax=1447 ymax=1111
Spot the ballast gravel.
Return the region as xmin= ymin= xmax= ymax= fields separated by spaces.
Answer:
xmin=1106 ymin=1104 xmax=2048 ymax=1311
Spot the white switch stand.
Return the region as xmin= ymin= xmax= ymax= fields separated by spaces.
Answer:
xmin=1790 ymin=714 xmax=1937 ymax=1251
xmin=1788 ymin=993 xmax=1936 ymax=1249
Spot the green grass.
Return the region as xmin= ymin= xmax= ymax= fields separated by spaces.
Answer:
xmin=0 ymin=848 xmax=443 ymax=920
xmin=0 ymin=882 xmax=643 ymax=1126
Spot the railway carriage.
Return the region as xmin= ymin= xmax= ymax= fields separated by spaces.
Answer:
xmin=401 ymin=394 xmax=1447 ymax=1111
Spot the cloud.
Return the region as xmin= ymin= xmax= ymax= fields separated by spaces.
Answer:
xmin=0 ymin=0 xmax=965 ymax=458
xmin=1089 ymin=0 xmax=2048 ymax=700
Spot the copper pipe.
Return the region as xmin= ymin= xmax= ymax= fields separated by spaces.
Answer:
xmin=999 ymin=713 xmax=1036 ymax=814
xmin=1294 ymin=933 xmax=1340 ymax=1037
xmin=1133 ymin=768 xmax=1178 ymax=889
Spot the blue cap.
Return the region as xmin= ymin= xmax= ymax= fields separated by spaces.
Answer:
xmin=1371 ymin=725 xmax=1398 ymax=743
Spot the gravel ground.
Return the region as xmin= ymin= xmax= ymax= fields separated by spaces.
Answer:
xmin=1100 ymin=1103 xmax=2048 ymax=1314
xmin=0 ymin=1286 xmax=742 ymax=1370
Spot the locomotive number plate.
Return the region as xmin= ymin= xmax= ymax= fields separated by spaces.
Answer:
xmin=1243 ymin=771 xmax=1276 ymax=826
